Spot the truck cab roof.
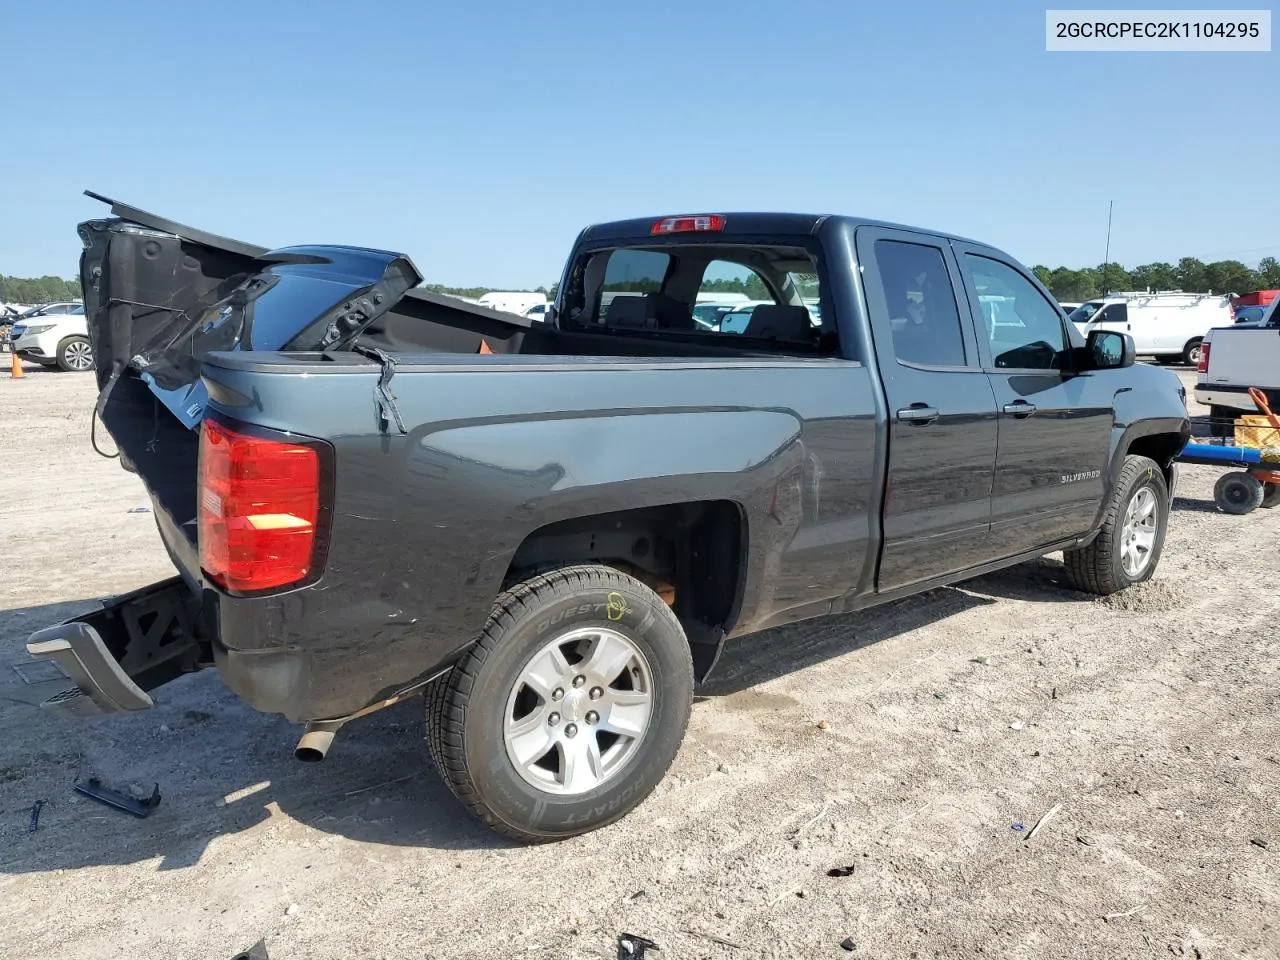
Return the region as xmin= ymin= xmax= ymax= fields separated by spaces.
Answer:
xmin=578 ymin=212 xmax=988 ymax=249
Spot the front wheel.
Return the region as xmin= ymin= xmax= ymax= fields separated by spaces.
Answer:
xmin=426 ymin=564 xmax=693 ymax=843
xmin=56 ymin=335 xmax=94 ymax=372
xmin=1064 ymin=455 xmax=1169 ymax=596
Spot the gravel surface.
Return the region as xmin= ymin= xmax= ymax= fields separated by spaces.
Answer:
xmin=1 ymin=362 xmax=1276 ymax=960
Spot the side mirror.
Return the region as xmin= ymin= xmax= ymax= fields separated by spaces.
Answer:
xmin=1085 ymin=329 xmax=1134 ymax=370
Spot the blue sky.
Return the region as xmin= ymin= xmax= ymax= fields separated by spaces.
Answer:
xmin=1 ymin=0 xmax=1276 ymax=288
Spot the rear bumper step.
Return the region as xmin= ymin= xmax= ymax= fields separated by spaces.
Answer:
xmin=25 ymin=577 xmax=203 ymax=718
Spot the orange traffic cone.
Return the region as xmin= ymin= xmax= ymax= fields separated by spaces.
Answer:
xmin=9 ymin=348 xmax=23 ymax=379
xmin=477 ymin=339 xmax=493 ymax=355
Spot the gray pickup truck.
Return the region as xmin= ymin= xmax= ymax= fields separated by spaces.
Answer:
xmin=27 ymin=194 xmax=1189 ymax=841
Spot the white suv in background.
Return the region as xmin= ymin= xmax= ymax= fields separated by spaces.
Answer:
xmin=11 ymin=302 xmax=94 ymax=371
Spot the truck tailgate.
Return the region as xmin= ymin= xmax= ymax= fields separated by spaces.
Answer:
xmin=1203 ymin=325 xmax=1280 ymax=391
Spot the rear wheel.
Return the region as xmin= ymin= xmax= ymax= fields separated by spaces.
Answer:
xmin=56 ymin=335 xmax=93 ymax=372
xmin=426 ymin=564 xmax=693 ymax=843
xmin=1214 ymin=471 xmax=1264 ymax=515
xmin=1182 ymin=338 xmax=1204 ymax=367
xmin=1064 ymin=455 xmax=1169 ymax=596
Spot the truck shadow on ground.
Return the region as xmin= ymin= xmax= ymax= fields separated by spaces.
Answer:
xmin=1172 ymin=495 xmax=1221 ymax=515
xmin=0 ymin=563 xmax=1097 ymax=872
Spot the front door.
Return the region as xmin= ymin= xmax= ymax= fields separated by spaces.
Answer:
xmin=856 ymin=228 xmax=1000 ymax=592
xmin=953 ymin=246 xmax=1115 ymax=554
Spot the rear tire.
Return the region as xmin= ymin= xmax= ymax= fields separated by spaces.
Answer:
xmin=1182 ymin=338 xmax=1203 ymax=367
xmin=1064 ymin=455 xmax=1169 ymax=596
xmin=1214 ymin=471 xmax=1264 ymax=515
xmin=55 ymin=335 xmax=94 ymax=372
xmin=425 ymin=564 xmax=693 ymax=843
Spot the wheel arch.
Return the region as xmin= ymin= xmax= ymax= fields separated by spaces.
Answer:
xmin=502 ymin=499 xmax=748 ymax=682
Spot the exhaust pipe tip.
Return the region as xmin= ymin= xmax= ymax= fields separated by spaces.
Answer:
xmin=295 ymin=723 xmax=339 ymax=762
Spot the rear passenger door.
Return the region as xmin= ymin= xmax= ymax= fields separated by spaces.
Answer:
xmin=856 ymin=228 xmax=1000 ymax=592
xmin=953 ymin=247 xmax=1114 ymax=554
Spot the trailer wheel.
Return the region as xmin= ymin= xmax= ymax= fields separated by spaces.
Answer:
xmin=425 ymin=563 xmax=693 ymax=843
xmin=1214 ymin=471 xmax=1264 ymax=515
xmin=1064 ymin=455 xmax=1169 ymax=596
xmin=1262 ymin=482 xmax=1280 ymax=509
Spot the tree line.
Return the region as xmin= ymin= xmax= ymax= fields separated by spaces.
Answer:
xmin=2 ymin=275 xmax=560 ymax=307
xmin=0 ymin=275 xmax=82 ymax=305
xmin=1032 ymin=256 xmax=1280 ymax=302
xmin=8 ymin=254 xmax=1278 ymax=311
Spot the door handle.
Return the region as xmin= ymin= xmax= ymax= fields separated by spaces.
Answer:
xmin=1002 ymin=400 xmax=1037 ymax=418
xmin=897 ymin=404 xmax=939 ymax=425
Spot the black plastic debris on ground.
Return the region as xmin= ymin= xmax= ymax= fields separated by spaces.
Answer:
xmin=827 ymin=865 xmax=856 ymax=877
xmin=617 ymin=932 xmax=659 ymax=959
xmin=28 ymin=799 xmax=45 ymax=833
xmin=73 ymin=778 xmax=161 ymax=818
xmin=231 ymin=941 xmax=269 ymax=960
xmin=841 ymin=936 xmax=857 ymax=951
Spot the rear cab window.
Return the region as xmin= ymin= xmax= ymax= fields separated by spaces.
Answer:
xmin=560 ymin=239 xmax=840 ymax=356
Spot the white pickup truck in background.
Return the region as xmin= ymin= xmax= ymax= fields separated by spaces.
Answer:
xmin=1195 ymin=296 xmax=1280 ymax=432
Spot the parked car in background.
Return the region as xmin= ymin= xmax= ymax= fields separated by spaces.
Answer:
xmin=478 ymin=291 xmax=548 ymax=315
xmin=717 ymin=300 xmax=775 ymax=334
xmin=0 ymin=307 xmax=17 ymax=350
xmin=1067 ymin=291 xmax=1232 ymax=366
xmin=10 ymin=301 xmax=94 ymax=370
xmin=1230 ymin=290 xmax=1277 ymax=325
xmin=1058 ymin=301 xmax=1082 ymax=314
xmin=691 ymin=302 xmax=737 ymax=330
xmin=1233 ymin=305 xmax=1269 ymax=325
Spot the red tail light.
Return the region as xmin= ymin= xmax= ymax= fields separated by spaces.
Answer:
xmin=1197 ymin=341 xmax=1210 ymax=373
xmin=651 ymin=215 xmax=725 ymax=235
xmin=199 ymin=420 xmax=327 ymax=593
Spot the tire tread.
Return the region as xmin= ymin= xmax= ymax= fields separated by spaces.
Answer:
xmin=1064 ymin=455 xmax=1166 ymax=596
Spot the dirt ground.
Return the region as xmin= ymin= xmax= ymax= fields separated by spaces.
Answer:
xmin=0 ymin=361 xmax=1276 ymax=960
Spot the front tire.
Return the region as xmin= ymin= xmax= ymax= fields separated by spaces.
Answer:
xmin=426 ymin=564 xmax=693 ymax=843
xmin=1064 ymin=455 xmax=1169 ymax=596
xmin=55 ymin=335 xmax=94 ymax=372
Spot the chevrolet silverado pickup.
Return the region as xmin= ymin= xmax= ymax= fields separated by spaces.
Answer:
xmin=26 ymin=194 xmax=1190 ymax=841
